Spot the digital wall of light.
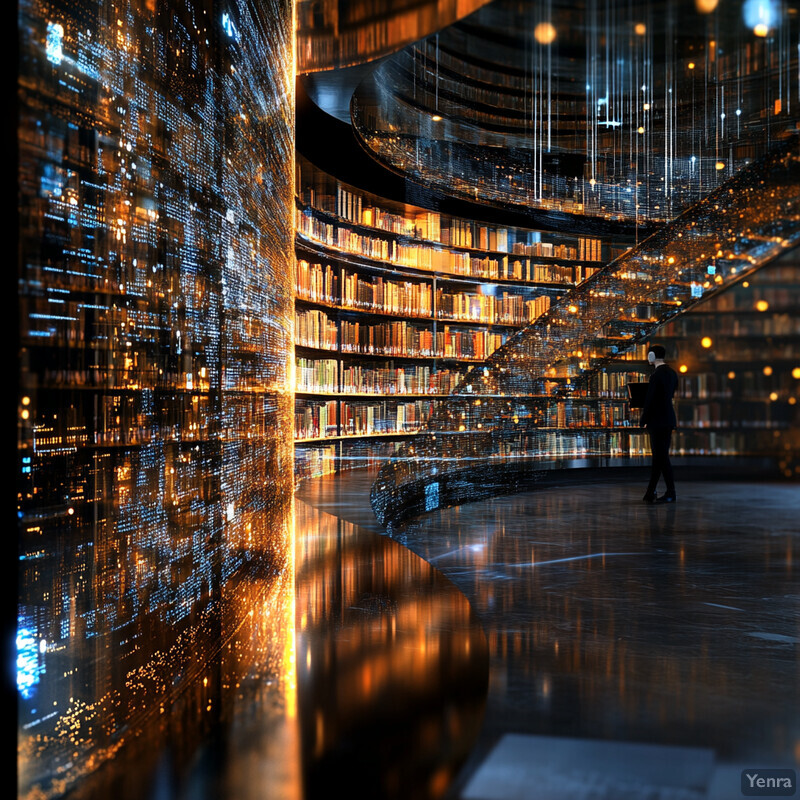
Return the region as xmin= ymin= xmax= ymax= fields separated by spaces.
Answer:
xmin=18 ymin=0 xmax=295 ymax=795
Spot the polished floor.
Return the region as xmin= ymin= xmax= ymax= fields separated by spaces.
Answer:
xmin=299 ymin=470 xmax=800 ymax=799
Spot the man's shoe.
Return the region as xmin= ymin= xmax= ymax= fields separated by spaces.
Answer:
xmin=655 ymin=494 xmax=676 ymax=504
xmin=643 ymin=493 xmax=658 ymax=504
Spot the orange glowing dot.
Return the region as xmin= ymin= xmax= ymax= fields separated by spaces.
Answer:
xmin=695 ymin=0 xmax=719 ymax=12
xmin=67 ymin=507 xmax=75 ymax=515
xmin=743 ymin=281 xmax=750 ymax=288
xmin=754 ymin=23 xmax=769 ymax=37
xmin=701 ymin=337 xmax=712 ymax=348
xmin=688 ymin=62 xmax=696 ymax=70
xmin=763 ymin=366 xmax=773 ymax=376
xmin=431 ymin=114 xmax=442 ymax=122
xmin=22 ymin=396 xmax=30 ymax=406
xmin=792 ymin=368 xmax=800 ymax=379
xmin=643 ymin=103 xmax=650 ymax=111
xmin=756 ymin=300 xmax=769 ymax=311
xmin=715 ymin=161 xmax=726 ymax=170
xmin=769 ymin=392 xmax=779 ymax=401
xmin=638 ymin=126 xmax=645 ymax=134
xmin=679 ymin=365 xmax=688 ymax=373
xmin=458 ymin=424 xmax=466 ymax=431
xmin=21 ymin=409 xmax=29 ymax=420
xmin=667 ymin=256 xmax=675 ymax=264
xmin=568 ymin=305 xmax=578 ymax=313
xmin=789 ymin=397 xmax=797 ymax=406
xmin=534 ymin=21 xmax=557 ymax=44
xmin=634 ymin=22 xmax=646 ymax=35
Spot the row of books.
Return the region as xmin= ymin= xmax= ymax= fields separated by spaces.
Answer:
xmin=296 ymin=359 xmax=466 ymax=395
xmin=296 ymin=358 xmax=339 ymax=393
xmin=296 ymin=260 xmax=338 ymax=305
xmin=490 ymin=428 xmax=784 ymax=459
xmin=441 ymin=220 xmax=508 ymax=251
xmin=296 ymin=309 xmax=338 ymax=350
xmin=294 ymin=442 xmax=337 ymax=479
xmin=296 ymin=400 xmax=338 ymax=439
xmin=332 ymin=183 xmax=604 ymax=260
xmin=508 ymin=238 xmax=602 ymax=261
xmin=300 ymin=260 xmax=553 ymax=324
xmin=490 ymin=431 xmax=631 ymax=458
xmin=472 ymin=404 xmax=634 ymax=429
xmin=339 ymin=320 xmax=508 ymax=359
xmin=393 ymin=246 xmax=597 ymax=283
xmin=342 ymin=271 xmax=433 ymax=317
xmin=296 ymin=399 xmax=436 ymax=438
xmin=342 ymin=365 xmax=464 ymax=395
xmin=336 ymin=186 xmax=441 ymax=239
xmin=595 ymin=371 xmax=651 ymax=398
xmin=678 ymin=374 xmax=722 ymax=399
xmin=298 ymin=260 xmax=566 ymax=320
xmin=297 ymin=308 xmax=513 ymax=359
xmin=298 ymin=211 xmax=603 ymax=283
xmin=436 ymin=292 xmax=551 ymax=325
xmin=341 ymin=400 xmax=434 ymax=435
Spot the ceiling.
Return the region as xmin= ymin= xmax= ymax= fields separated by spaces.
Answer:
xmin=301 ymin=0 xmax=800 ymax=228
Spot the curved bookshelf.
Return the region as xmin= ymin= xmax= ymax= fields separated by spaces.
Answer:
xmin=294 ymin=156 xmax=632 ymax=479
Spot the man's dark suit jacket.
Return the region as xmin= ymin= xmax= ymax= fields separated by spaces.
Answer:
xmin=640 ymin=363 xmax=678 ymax=428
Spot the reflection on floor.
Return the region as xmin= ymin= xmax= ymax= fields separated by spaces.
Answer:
xmin=294 ymin=498 xmax=488 ymax=800
xmin=42 ymin=554 xmax=301 ymax=800
xmin=24 ymin=497 xmax=488 ymax=800
xmin=301 ymin=470 xmax=799 ymax=800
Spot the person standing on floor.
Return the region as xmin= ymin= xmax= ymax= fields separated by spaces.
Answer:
xmin=640 ymin=344 xmax=678 ymax=504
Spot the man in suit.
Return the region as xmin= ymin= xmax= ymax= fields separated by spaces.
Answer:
xmin=640 ymin=344 xmax=678 ymax=504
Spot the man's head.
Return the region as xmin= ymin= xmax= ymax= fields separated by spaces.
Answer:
xmin=647 ymin=345 xmax=666 ymax=364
